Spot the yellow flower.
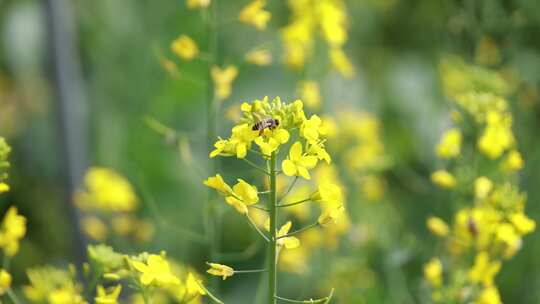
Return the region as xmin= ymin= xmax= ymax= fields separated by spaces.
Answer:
xmin=301 ymin=115 xmax=327 ymax=143
xmin=318 ymin=0 xmax=347 ymax=47
xmin=476 ymin=286 xmax=502 ymax=304
xmin=185 ymin=272 xmax=206 ymax=296
xmin=307 ymin=142 xmax=331 ymax=164
xmin=203 ymin=174 xmax=233 ymax=196
xmin=426 ymin=216 xmax=449 ymax=237
xmin=75 ymin=167 xmax=138 ymax=212
xmin=0 ymin=183 xmax=8 ymax=193
xmin=239 ymin=0 xmax=271 ymax=30
xmin=225 ymin=179 xmax=259 ymax=214
xmin=318 ymin=206 xmax=345 ymax=227
xmin=431 ymin=170 xmax=456 ymax=189
xmin=186 ymin=0 xmax=210 ymax=9
xmin=469 ymin=252 xmax=501 ymax=286
xmin=423 ymin=257 xmax=442 ymax=287
xmin=209 ymin=138 xmax=237 ymax=158
xmin=81 ymin=216 xmax=108 ymax=241
xmin=254 ymin=129 xmax=290 ymax=156
xmin=477 ymin=111 xmax=514 ymax=159
xmin=436 ymin=128 xmax=462 ymax=158
xmin=0 ymin=207 xmax=26 ymax=256
xmin=311 ymin=182 xmax=342 ymax=207
xmin=510 ymin=212 xmax=536 ymax=235
xmin=230 ymin=123 xmax=259 ymax=158
xmin=298 ymin=81 xmax=321 ymax=109
xmin=495 ymin=223 xmax=520 ymax=247
xmin=95 ymin=285 xmax=121 ymax=304
xmin=171 ymin=35 xmax=198 ymax=60
xmin=206 ymin=263 xmax=234 ymax=280
xmin=474 ymin=176 xmax=493 ymax=200
xmin=329 ymin=47 xmax=355 ymax=78
xmin=282 ymin=142 xmax=318 ymax=180
xmin=275 ymin=221 xmax=300 ymax=249
xmin=131 ymin=254 xmax=180 ymax=286
xmin=211 ymin=65 xmax=238 ymax=101
xmin=245 ymin=49 xmax=272 ymax=66
xmin=0 ymin=269 xmax=11 ymax=295
xmin=502 ymin=150 xmax=524 ymax=171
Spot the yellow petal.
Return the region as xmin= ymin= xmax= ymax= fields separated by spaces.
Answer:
xmin=289 ymin=142 xmax=302 ymax=161
xmin=282 ymin=160 xmax=297 ymax=176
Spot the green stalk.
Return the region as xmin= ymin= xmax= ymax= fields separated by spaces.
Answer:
xmin=268 ymin=152 xmax=278 ymax=304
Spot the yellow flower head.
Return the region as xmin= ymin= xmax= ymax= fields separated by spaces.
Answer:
xmin=476 ymin=286 xmax=502 ymax=304
xmin=276 ymin=221 xmax=300 ymax=249
xmin=426 ymin=216 xmax=449 ymax=237
xmin=0 ymin=269 xmax=11 ymax=295
xmin=185 ymin=272 xmax=206 ymax=297
xmin=318 ymin=205 xmax=344 ymax=227
xmin=477 ymin=111 xmax=514 ymax=159
xmin=203 ymin=174 xmax=233 ymax=196
xmin=469 ymin=251 xmax=501 ymax=286
xmin=282 ymin=142 xmax=318 ymax=180
xmin=239 ymin=0 xmax=271 ymax=30
xmin=502 ymin=150 xmax=524 ymax=172
xmin=431 ymin=170 xmax=456 ymax=189
xmin=95 ymin=285 xmax=121 ymax=304
xmin=206 ymin=263 xmax=234 ymax=280
xmin=510 ymin=212 xmax=535 ymax=235
xmin=301 ymin=114 xmax=327 ymax=143
xmin=474 ymin=176 xmax=493 ymax=200
xmin=81 ymin=216 xmax=108 ymax=241
xmin=436 ymin=128 xmax=462 ymax=158
xmin=245 ymin=49 xmax=272 ymax=66
xmin=211 ymin=65 xmax=238 ymax=101
xmin=0 ymin=207 xmax=26 ymax=257
xmin=131 ymin=254 xmax=180 ymax=286
xmin=225 ymin=179 xmax=259 ymax=214
xmin=329 ymin=47 xmax=355 ymax=78
xmin=186 ymin=0 xmax=210 ymax=9
xmin=423 ymin=257 xmax=442 ymax=287
xmin=311 ymin=182 xmax=342 ymax=207
xmin=171 ymin=35 xmax=199 ymax=60
xmin=298 ymin=81 xmax=321 ymax=109
xmin=254 ymin=129 xmax=290 ymax=156
xmin=75 ymin=167 xmax=138 ymax=212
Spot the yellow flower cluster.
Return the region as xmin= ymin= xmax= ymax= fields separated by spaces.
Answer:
xmin=281 ymin=0 xmax=355 ymax=78
xmin=0 ymin=207 xmax=26 ymax=257
xmin=0 ymin=137 xmax=11 ymax=193
xmin=424 ymin=58 xmax=534 ymax=303
xmin=74 ymin=167 xmax=153 ymax=242
xmin=24 ymin=266 xmax=86 ymax=304
xmin=239 ymin=0 xmax=271 ymax=30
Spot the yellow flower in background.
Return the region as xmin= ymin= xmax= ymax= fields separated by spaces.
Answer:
xmin=311 ymin=182 xmax=342 ymax=207
xmin=0 ymin=183 xmax=8 ymax=193
xmin=81 ymin=216 xmax=108 ymax=241
xmin=423 ymin=258 xmax=442 ymax=287
xmin=171 ymin=35 xmax=199 ymax=60
xmin=510 ymin=212 xmax=535 ymax=235
xmin=298 ymin=81 xmax=321 ymax=109
xmin=0 ymin=137 xmax=11 ymax=193
xmin=245 ymin=49 xmax=272 ymax=66
xmin=361 ymin=175 xmax=386 ymax=201
xmin=0 ymin=269 xmax=11 ymax=295
xmin=426 ymin=216 xmax=449 ymax=237
xmin=495 ymin=223 xmax=520 ymax=248
xmin=131 ymin=254 xmax=180 ymax=286
xmin=317 ymin=0 xmax=347 ymax=47
xmin=469 ymin=252 xmax=501 ymax=286
xmin=478 ymin=111 xmax=514 ymax=159
xmin=0 ymin=207 xmax=26 ymax=257
xmin=502 ymin=150 xmax=523 ymax=172
xmin=282 ymin=142 xmax=318 ymax=180
xmin=476 ymin=286 xmax=502 ymax=304
xmin=225 ymin=179 xmax=259 ymax=214
xmin=211 ymin=65 xmax=238 ymax=101
xmin=203 ymin=174 xmax=233 ymax=196
xmin=436 ymin=128 xmax=462 ymax=158
xmin=206 ymin=263 xmax=234 ymax=280
xmin=318 ymin=206 xmax=344 ymax=227
xmin=187 ymin=0 xmax=210 ymax=9
xmin=185 ymin=272 xmax=206 ymax=297
xmin=24 ymin=266 xmax=85 ymax=304
xmin=95 ymin=285 xmax=121 ymax=304
xmin=474 ymin=176 xmax=493 ymax=200
xmin=475 ymin=36 xmax=501 ymax=67
xmin=431 ymin=170 xmax=456 ymax=189
xmin=329 ymin=47 xmax=355 ymax=78
xmin=239 ymin=0 xmax=271 ymax=30
xmin=75 ymin=167 xmax=138 ymax=212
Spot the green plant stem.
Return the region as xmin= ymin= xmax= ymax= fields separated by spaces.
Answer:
xmin=196 ymin=280 xmax=225 ymax=304
xmin=268 ymin=152 xmax=278 ymax=304
xmin=242 ymin=158 xmax=270 ymax=175
xmin=276 ymin=222 xmax=319 ymax=239
xmin=246 ymin=214 xmax=270 ymax=242
xmin=277 ymin=198 xmax=311 ymax=208
xmin=7 ymin=288 xmax=22 ymax=304
xmin=234 ymin=269 xmax=267 ymax=274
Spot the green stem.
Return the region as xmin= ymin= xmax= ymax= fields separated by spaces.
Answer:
xmin=268 ymin=152 xmax=278 ymax=304
xmin=277 ymin=198 xmax=311 ymax=208
xmin=280 ymin=176 xmax=298 ymax=201
xmin=234 ymin=269 xmax=267 ymax=274
xmin=246 ymin=214 xmax=270 ymax=242
xmin=196 ymin=280 xmax=225 ymax=304
xmin=7 ymin=288 xmax=22 ymax=304
xmin=242 ymin=158 xmax=270 ymax=175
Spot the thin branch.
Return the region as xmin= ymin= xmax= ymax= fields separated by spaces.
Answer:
xmin=276 ymin=222 xmax=319 ymax=240
xmin=242 ymin=158 xmax=270 ymax=175
xmin=234 ymin=269 xmax=267 ymax=274
xmin=276 ymin=198 xmax=311 ymax=208
xmin=249 ymin=205 xmax=269 ymax=212
xmin=196 ymin=281 xmax=225 ymax=304
xmin=275 ymin=288 xmax=334 ymax=303
xmin=246 ymin=214 xmax=270 ymax=242
xmin=280 ymin=176 xmax=298 ymax=201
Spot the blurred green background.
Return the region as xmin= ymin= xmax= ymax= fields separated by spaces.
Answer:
xmin=1 ymin=0 xmax=540 ymax=303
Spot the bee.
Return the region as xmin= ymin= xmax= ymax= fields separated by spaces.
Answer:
xmin=252 ymin=117 xmax=280 ymax=134
xmin=467 ymin=217 xmax=478 ymax=237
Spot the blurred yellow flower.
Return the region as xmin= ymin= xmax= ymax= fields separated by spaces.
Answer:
xmin=186 ymin=0 xmax=210 ymax=9
xmin=474 ymin=177 xmax=493 ymax=200
xmin=206 ymin=263 xmax=234 ymax=280
xmin=426 ymin=217 xmax=449 ymax=237
xmin=476 ymin=286 xmax=501 ymax=304
xmin=185 ymin=272 xmax=206 ymax=296
xmin=203 ymin=174 xmax=233 ymax=196
xmin=361 ymin=175 xmax=385 ymax=201
xmin=423 ymin=257 xmax=442 ymax=287
xmin=0 ymin=183 xmax=8 ymax=193
xmin=75 ymin=167 xmax=138 ymax=212
xmin=478 ymin=111 xmax=514 ymax=159
xmin=329 ymin=47 xmax=355 ymax=78
xmin=436 ymin=128 xmax=462 ymax=158
xmin=0 ymin=207 xmax=26 ymax=257
xmin=510 ymin=212 xmax=535 ymax=235
xmin=311 ymin=182 xmax=342 ymax=207
xmin=431 ymin=170 xmax=456 ymax=189
xmin=502 ymin=150 xmax=523 ymax=172
xmin=171 ymin=35 xmax=199 ymax=60
xmin=245 ymin=49 xmax=272 ymax=66
xmin=131 ymin=254 xmax=180 ymax=286
xmin=318 ymin=206 xmax=344 ymax=227
xmin=239 ymin=0 xmax=271 ymax=30
xmin=0 ymin=269 xmax=11 ymax=295
xmin=282 ymin=142 xmax=318 ymax=180
xmin=298 ymin=81 xmax=321 ymax=109
xmin=469 ymin=252 xmax=500 ymax=286
xmin=211 ymin=65 xmax=238 ymax=101
xmin=95 ymin=285 xmax=121 ymax=304
xmin=81 ymin=216 xmax=108 ymax=241
xmin=276 ymin=221 xmax=300 ymax=249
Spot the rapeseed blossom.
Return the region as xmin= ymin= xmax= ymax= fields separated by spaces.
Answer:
xmin=239 ymin=0 xmax=271 ymax=30
xmin=171 ymin=35 xmax=199 ymax=60
xmin=131 ymin=254 xmax=180 ymax=286
xmin=211 ymin=65 xmax=238 ymax=101
xmin=0 ymin=207 xmax=27 ymax=257
xmin=206 ymin=263 xmax=234 ymax=280
xmin=245 ymin=49 xmax=272 ymax=66
xmin=95 ymin=285 xmax=122 ymax=304
xmin=0 ymin=269 xmax=11 ymax=295
xmin=186 ymin=0 xmax=210 ymax=9
xmin=430 ymin=170 xmax=456 ymax=189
